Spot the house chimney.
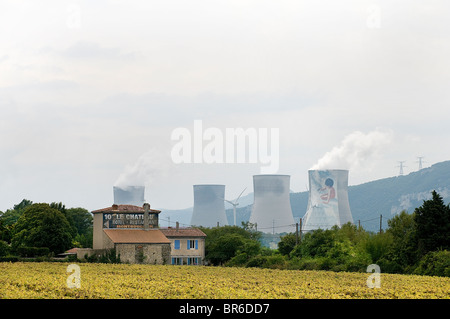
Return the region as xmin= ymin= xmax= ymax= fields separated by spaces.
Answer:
xmin=143 ymin=203 xmax=150 ymax=231
xmin=112 ymin=204 xmax=119 ymax=210
xmin=176 ymin=221 xmax=179 ymax=232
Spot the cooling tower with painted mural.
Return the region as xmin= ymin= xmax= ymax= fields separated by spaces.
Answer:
xmin=113 ymin=186 xmax=145 ymax=206
xmin=302 ymin=170 xmax=353 ymax=231
xmin=249 ymin=175 xmax=295 ymax=233
xmin=191 ymin=184 xmax=228 ymax=227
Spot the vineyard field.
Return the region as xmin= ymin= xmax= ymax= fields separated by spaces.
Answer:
xmin=0 ymin=262 xmax=449 ymax=299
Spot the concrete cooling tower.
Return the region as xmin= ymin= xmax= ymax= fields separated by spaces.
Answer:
xmin=302 ymin=170 xmax=353 ymax=231
xmin=249 ymin=175 xmax=295 ymax=233
xmin=191 ymin=184 xmax=228 ymax=227
xmin=113 ymin=186 xmax=145 ymax=206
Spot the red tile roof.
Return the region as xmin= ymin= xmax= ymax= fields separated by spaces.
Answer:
xmin=160 ymin=228 xmax=206 ymax=238
xmin=104 ymin=229 xmax=170 ymax=244
xmin=92 ymin=204 xmax=161 ymax=214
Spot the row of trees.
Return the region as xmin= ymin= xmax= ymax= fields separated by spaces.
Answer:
xmin=0 ymin=191 xmax=448 ymax=276
xmin=201 ymin=191 xmax=450 ymax=277
xmin=0 ymin=199 xmax=93 ymax=257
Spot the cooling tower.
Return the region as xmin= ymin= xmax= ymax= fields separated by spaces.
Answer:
xmin=249 ymin=175 xmax=295 ymax=233
xmin=191 ymin=184 xmax=228 ymax=227
xmin=113 ymin=186 xmax=145 ymax=206
xmin=302 ymin=170 xmax=353 ymax=231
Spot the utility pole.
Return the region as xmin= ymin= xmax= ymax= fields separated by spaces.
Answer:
xmin=299 ymin=218 xmax=302 ymax=242
xmin=379 ymin=214 xmax=383 ymax=234
xmin=272 ymin=219 xmax=275 ymax=235
xmin=295 ymin=223 xmax=299 ymax=245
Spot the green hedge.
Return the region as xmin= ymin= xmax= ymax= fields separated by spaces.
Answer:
xmin=0 ymin=256 xmax=19 ymax=262
xmin=413 ymin=250 xmax=450 ymax=277
xmin=16 ymin=247 xmax=50 ymax=257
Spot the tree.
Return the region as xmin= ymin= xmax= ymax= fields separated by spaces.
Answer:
xmin=66 ymin=207 xmax=93 ymax=236
xmin=414 ymin=191 xmax=450 ymax=255
xmin=200 ymin=225 xmax=262 ymax=265
xmin=386 ymin=210 xmax=418 ymax=268
xmin=0 ymin=199 xmax=33 ymax=226
xmin=66 ymin=207 xmax=93 ymax=248
xmin=278 ymin=233 xmax=297 ymax=256
xmin=207 ymin=233 xmax=247 ymax=265
xmin=291 ymin=228 xmax=335 ymax=259
xmin=11 ymin=203 xmax=73 ymax=254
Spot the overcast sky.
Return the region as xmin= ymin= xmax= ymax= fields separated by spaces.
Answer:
xmin=1 ymin=0 xmax=450 ymax=212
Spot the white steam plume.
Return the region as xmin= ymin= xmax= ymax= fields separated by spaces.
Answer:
xmin=310 ymin=129 xmax=393 ymax=170
xmin=114 ymin=148 xmax=172 ymax=189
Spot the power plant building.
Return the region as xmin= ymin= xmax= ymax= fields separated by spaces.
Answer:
xmin=191 ymin=184 xmax=228 ymax=227
xmin=302 ymin=169 xmax=353 ymax=231
xmin=249 ymin=175 xmax=296 ymax=233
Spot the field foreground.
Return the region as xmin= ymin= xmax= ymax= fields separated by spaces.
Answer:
xmin=0 ymin=262 xmax=449 ymax=299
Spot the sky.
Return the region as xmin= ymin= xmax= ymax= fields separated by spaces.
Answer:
xmin=1 ymin=0 xmax=450 ymax=212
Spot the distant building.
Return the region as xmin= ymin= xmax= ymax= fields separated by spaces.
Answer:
xmin=161 ymin=223 xmax=206 ymax=265
xmin=78 ymin=203 xmax=206 ymax=265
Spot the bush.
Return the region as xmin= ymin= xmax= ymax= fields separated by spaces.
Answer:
xmin=376 ymin=257 xmax=405 ymax=274
xmin=261 ymin=255 xmax=288 ymax=269
xmin=85 ymin=249 xmax=121 ymax=264
xmin=245 ymin=255 xmax=267 ymax=268
xmin=226 ymin=252 xmax=249 ymax=267
xmin=286 ymin=257 xmax=323 ymax=270
xmin=344 ymin=252 xmax=372 ymax=272
xmin=0 ymin=256 xmax=19 ymax=262
xmin=413 ymin=250 xmax=450 ymax=277
xmin=359 ymin=232 xmax=393 ymax=264
xmin=0 ymin=240 xmax=10 ymax=257
xmin=16 ymin=247 xmax=50 ymax=257
xmin=245 ymin=254 xmax=288 ymax=269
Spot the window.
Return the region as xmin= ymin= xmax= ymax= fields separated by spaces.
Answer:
xmin=174 ymin=240 xmax=180 ymax=250
xmin=187 ymin=257 xmax=199 ymax=265
xmin=187 ymin=240 xmax=198 ymax=250
xmin=171 ymin=257 xmax=183 ymax=265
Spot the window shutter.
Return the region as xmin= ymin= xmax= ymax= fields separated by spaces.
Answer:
xmin=187 ymin=240 xmax=190 ymax=250
xmin=195 ymin=240 xmax=198 ymax=250
xmin=174 ymin=240 xmax=180 ymax=250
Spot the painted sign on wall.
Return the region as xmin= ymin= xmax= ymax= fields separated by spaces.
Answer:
xmin=103 ymin=213 xmax=158 ymax=229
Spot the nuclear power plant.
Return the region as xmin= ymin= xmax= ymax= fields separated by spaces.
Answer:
xmin=302 ymin=169 xmax=353 ymax=231
xmin=249 ymin=175 xmax=295 ymax=233
xmin=190 ymin=184 xmax=228 ymax=227
xmin=113 ymin=186 xmax=145 ymax=206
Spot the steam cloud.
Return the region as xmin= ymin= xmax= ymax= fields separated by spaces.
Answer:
xmin=310 ymin=129 xmax=393 ymax=170
xmin=114 ymin=148 xmax=172 ymax=189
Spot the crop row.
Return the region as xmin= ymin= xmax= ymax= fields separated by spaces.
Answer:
xmin=0 ymin=262 xmax=449 ymax=299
